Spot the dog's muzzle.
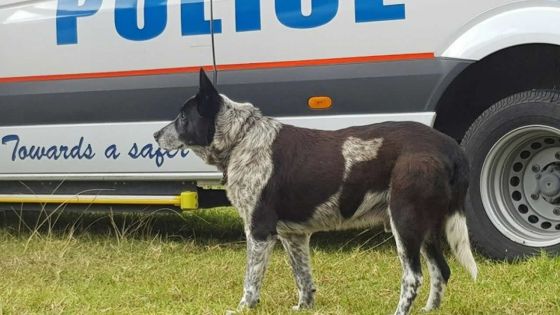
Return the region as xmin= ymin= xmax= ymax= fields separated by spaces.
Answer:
xmin=153 ymin=130 xmax=163 ymax=142
xmin=153 ymin=128 xmax=167 ymax=144
xmin=153 ymin=122 xmax=184 ymax=150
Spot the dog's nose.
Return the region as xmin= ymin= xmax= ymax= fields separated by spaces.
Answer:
xmin=153 ymin=130 xmax=162 ymax=141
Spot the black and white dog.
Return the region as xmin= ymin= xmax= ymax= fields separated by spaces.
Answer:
xmin=154 ymin=69 xmax=477 ymax=315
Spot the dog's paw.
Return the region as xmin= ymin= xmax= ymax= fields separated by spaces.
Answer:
xmin=235 ymin=297 xmax=259 ymax=313
xmin=225 ymin=303 xmax=250 ymax=315
xmin=421 ymin=306 xmax=434 ymax=312
xmin=292 ymin=305 xmax=303 ymax=311
xmin=292 ymin=303 xmax=313 ymax=311
xmin=238 ymin=299 xmax=259 ymax=309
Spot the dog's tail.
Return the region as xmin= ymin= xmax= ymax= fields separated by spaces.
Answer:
xmin=445 ymin=212 xmax=478 ymax=281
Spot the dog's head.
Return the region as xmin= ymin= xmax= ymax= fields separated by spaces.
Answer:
xmin=154 ymin=69 xmax=222 ymax=150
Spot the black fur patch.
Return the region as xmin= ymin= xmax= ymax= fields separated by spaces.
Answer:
xmin=175 ymin=70 xmax=223 ymax=147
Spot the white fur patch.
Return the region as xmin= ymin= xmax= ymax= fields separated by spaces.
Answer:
xmin=353 ymin=190 xmax=389 ymax=218
xmin=342 ymin=137 xmax=383 ymax=180
xmin=277 ymin=188 xmax=389 ymax=233
xmin=421 ymin=247 xmax=446 ymax=311
xmin=445 ymin=212 xmax=478 ymax=280
xmin=390 ymin=214 xmax=423 ymax=315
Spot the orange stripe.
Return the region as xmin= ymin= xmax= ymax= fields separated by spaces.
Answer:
xmin=0 ymin=52 xmax=434 ymax=83
xmin=0 ymin=65 xmax=214 ymax=83
xmin=216 ymin=52 xmax=434 ymax=71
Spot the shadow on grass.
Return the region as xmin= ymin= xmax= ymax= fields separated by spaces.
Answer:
xmin=0 ymin=206 xmax=394 ymax=252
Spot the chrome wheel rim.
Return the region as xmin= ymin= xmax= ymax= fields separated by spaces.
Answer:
xmin=481 ymin=125 xmax=560 ymax=247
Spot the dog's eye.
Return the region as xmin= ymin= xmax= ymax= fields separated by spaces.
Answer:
xmin=180 ymin=112 xmax=185 ymax=120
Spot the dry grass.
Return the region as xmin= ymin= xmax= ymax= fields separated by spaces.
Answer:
xmin=0 ymin=207 xmax=559 ymax=314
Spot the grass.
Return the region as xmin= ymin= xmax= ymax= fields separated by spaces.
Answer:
xmin=0 ymin=207 xmax=559 ymax=314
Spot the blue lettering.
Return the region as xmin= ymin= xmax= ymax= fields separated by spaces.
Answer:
xmin=27 ymin=146 xmax=42 ymax=160
xmin=46 ymin=146 xmax=59 ymax=159
xmin=129 ymin=143 xmax=139 ymax=158
xmin=2 ymin=135 xmax=20 ymax=161
xmin=56 ymin=0 xmax=102 ymax=45
xmin=139 ymin=144 xmax=152 ymax=157
xmin=60 ymin=145 xmax=70 ymax=159
xmin=55 ymin=0 xmax=407 ymax=45
xmin=276 ymin=0 xmax=338 ymax=29
xmin=181 ymin=0 xmax=222 ymax=35
xmin=105 ymin=144 xmax=121 ymax=159
xmin=115 ymin=0 xmax=168 ymax=41
xmin=235 ymin=0 xmax=261 ymax=32
xmin=128 ymin=143 xmax=189 ymax=167
xmin=140 ymin=143 xmax=156 ymax=160
xmin=84 ymin=145 xmax=95 ymax=159
xmin=355 ymin=0 xmax=405 ymax=23
xmin=69 ymin=137 xmax=96 ymax=159
xmin=18 ymin=146 xmax=28 ymax=160
xmin=165 ymin=149 xmax=179 ymax=158
xmin=140 ymin=144 xmax=166 ymax=167
xmin=0 ymin=135 xmax=94 ymax=161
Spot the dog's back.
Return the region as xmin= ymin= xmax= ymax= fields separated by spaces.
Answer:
xmin=261 ymin=121 xmax=468 ymax=231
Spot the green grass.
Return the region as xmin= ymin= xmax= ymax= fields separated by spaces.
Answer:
xmin=0 ymin=208 xmax=559 ymax=314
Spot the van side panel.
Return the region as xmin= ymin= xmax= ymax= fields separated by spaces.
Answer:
xmin=0 ymin=0 xmax=522 ymax=180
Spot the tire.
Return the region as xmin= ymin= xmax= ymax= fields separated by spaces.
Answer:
xmin=461 ymin=90 xmax=560 ymax=260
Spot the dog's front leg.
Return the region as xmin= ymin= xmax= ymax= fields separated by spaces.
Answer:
xmin=279 ymin=233 xmax=316 ymax=311
xmin=237 ymin=232 xmax=277 ymax=311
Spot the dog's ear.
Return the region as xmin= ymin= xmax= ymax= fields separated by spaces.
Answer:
xmin=197 ymin=68 xmax=221 ymax=118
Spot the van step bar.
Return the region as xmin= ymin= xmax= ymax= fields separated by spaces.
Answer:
xmin=0 ymin=192 xmax=198 ymax=210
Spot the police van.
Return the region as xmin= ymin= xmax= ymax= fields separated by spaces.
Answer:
xmin=1 ymin=0 xmax=559 ymax=260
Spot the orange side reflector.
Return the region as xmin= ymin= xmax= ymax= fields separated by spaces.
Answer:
xmin=308 ymin=96 xmax=332 ymax=110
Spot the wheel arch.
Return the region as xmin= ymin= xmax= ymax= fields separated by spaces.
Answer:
xmin=438 ymin=1 xmax=560 ymax=61
xmin=433 ymin=43 xmax=560 ymax=142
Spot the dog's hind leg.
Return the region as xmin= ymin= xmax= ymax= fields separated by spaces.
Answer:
xmin=389 ymin=213 xmax=423 ymax=315
xmin=420 ymin=237 xmax=450 ymax=312
xmin=238 ymin=232 xmax=277 ymax=310
xmin=388 ymin=153 xmax=456 ymax=314
xmin=279 ymin=233 xmax=316 ymax=310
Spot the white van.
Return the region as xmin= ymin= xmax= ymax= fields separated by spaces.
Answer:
xmin=1 ymin=0 xmax=559 ymax=260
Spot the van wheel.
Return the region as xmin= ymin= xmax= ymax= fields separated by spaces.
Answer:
xmin=461 ymin=90 xmax=560 ymax=260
